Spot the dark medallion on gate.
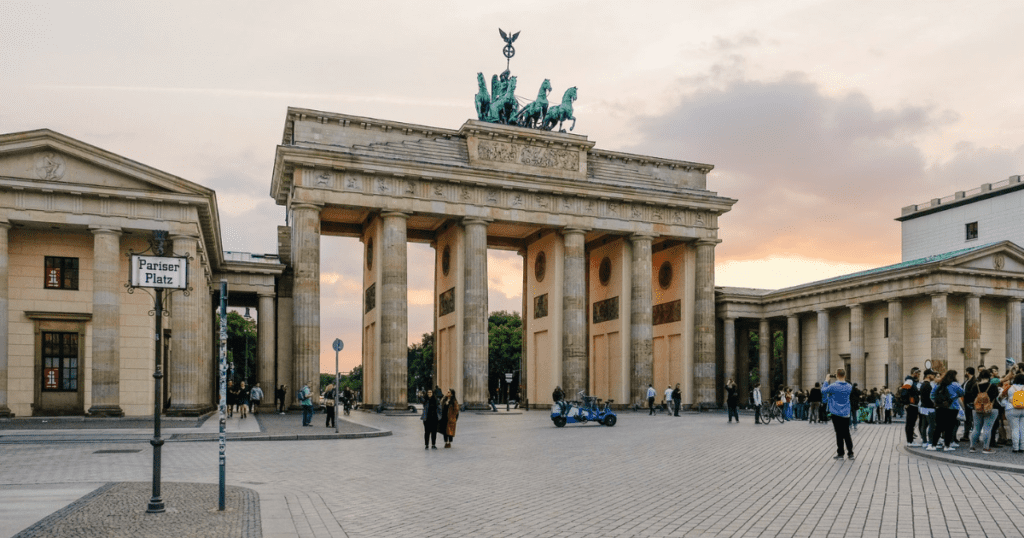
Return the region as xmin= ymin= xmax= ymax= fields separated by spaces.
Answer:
xmin=599 ymin=257 xmax=612 ymax=286
xmin=653 ymin=300 xmax=681 ymax=326
xmin=659 ymin=261 xmax=673 ymax=290
xmin=439 ymin=287 xmax=456 ymax=317
xmin=442 ymin=245 xmax=451 ymax=276
xmin=593 ymin=296 xmax=619 ymax=324
xmin=535 ymin=251 xmax=546 ymax=282
xmin=366 ymin=239 xmax=373 ymax=270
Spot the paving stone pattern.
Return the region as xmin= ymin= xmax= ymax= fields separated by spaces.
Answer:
xmin=4 ymin=411 xmax=1024 ymax=537
xmin=11 ymin=482 xmax=260 ymax=538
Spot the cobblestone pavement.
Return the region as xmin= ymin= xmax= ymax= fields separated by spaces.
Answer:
xmin=4 ymin=411 xmax=1024 ymax=537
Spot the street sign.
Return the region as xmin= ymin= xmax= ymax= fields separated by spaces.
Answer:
xmin=332 ymin=339 xmax=344 ymax=352
xmin=505 ymin=373 xmax=514 ymax=383
xmin=131 ymin=255 xmax=188 ymax=289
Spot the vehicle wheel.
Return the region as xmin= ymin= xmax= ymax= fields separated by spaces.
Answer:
xmin=776 ymin=411 xmax=786 ymax=424
xmin=604 ymin=415 xmax=617 ymax=427
xmin=553 ymin=416 xmax=567 ymax=428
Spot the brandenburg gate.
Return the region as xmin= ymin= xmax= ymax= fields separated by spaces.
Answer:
xmin=270 ymin=107 xmax=735 ymax=409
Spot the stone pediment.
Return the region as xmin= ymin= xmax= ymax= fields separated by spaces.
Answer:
xmin=0 ymin=130 xmax=211 ymax=198
xmin=944 ymin=242 xmax=1024 ymax=274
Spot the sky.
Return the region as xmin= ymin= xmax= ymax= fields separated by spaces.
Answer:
xmin=3 ymin=1 xmax=1024 ymax=374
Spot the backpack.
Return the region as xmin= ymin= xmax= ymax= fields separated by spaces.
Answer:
xmin=974 ymin=387 xmax=993 ymax=414
xmin=1013 ymin=389 xmax=1024 ymax=410
xmin=899 ymin=385 xmax=914 ymax=406
xmin=933 ymin=385 xmax=953 ymax=410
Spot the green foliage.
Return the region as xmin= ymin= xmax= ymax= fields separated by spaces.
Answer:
xmin=407 ymin=332 xmax=435 ymax=393
xmin=488 ymin=310 xmax=522 ymax=401
xmin=320 ymin=373 xmax=338 ymax=391
xmin=216 ymin=311 xmax=257 ymax=386
xmin=339 ymin=365 xmax=362 ymax=393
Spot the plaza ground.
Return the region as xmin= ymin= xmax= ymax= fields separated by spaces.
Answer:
xmin=3 ymin=410 xmax=1024 ymax=537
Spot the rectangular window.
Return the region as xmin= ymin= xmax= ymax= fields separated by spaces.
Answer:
xmin=966 ymin=222 xmax=978 ymax=241
xmin=848 ymin=322 xmax=851 ymax=341
xmin=42 ymin=331 xmax=78 ymax=391
xmin=884 ymin=317 xmax=889 ymax=338
xmin=44 ymin=257 xmax=79 ymax=290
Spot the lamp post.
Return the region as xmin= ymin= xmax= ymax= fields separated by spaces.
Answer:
xmin=243 ymin=308 xmax=252 ymax=387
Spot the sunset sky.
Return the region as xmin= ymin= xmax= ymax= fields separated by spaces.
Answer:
xmin=4 ymin=1 xmax=1024 ymax=373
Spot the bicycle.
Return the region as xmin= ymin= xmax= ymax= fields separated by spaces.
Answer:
xmin=759 ymin=400 xmax=786 ymax=424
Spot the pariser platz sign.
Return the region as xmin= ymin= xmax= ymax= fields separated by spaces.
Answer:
xmin=131 ymin=254 xmax=189 ymax=289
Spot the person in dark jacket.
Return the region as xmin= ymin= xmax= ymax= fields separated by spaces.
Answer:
xmin=850 ymin=384 xmax=862 ymax=431
xmin=808 ymin=383 xmax=823 ymax=424
xmin=672 ymin=384 xmax=682 ymax=417
xmin=919 ymin=369 xmax=937 ymax=448
xmin=275 ymin=384 xmax=287 ymax=414
xmin=420 ymin=389 xmax=441 ymax=449
xmin=967 ymin=369 xmax=1000 ymax=453
xmin=725 ymin=379 xmax=739 ymax=423
xmin=901 ymin=368 xmax=921 ymax=446
xmin=441 ymin=389 xmax=460 ymax=448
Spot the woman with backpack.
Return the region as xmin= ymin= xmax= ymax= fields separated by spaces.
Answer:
xmin=930 ymin=370 xmax=965 ymax=452
xmin=968 ymin=370 xmax=1000 ymax=454
xmin=1000 ymin=372 xmax=1024 ymax=453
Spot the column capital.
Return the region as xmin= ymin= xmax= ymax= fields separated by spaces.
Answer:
xmin=816 ymin=308 xmax=829 ymax=314
xmin=462 ymin=217 xmax=493 ymax=226
xmin=848 ymin=303 xmax=861 ymax=310
xmin=695 ymin=238 xmax=722 ymax=247
xmin=168 ymin=232 xmax=200 ymax=242
xmin=967 ymin=293 xmax=983 ymax=299
xmin=0 ymin=220 xmax=10 ymax=231
xmin=290 ymin=202 xmax=324 ymax=212
xmin=786 ymin=313 xmax=798 ymax=320
xmin=562 ymin=226 xmax=590 ymax=236
xmin=381 ymin=210 xmax=412 ymax=220
xmin=89 ymin=225 xmax=122 ymax=236
xmin=931 ymin=291 xmax=949 ymax=298
xmin=887 ymin=297 xmax=902 ymax=305
xmin=258 ymin=291 xmax=276 ymax=299
xmin=629 ymin=232 xmax=657 ymax=242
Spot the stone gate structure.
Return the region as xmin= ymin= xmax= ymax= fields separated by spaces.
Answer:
xmin=271 ymin=108 xmax=736 ymax=409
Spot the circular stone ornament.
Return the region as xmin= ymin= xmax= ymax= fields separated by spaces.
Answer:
xmin=442 ymin=245 xmax=451 ymax=276
xmin=599 ymin=257 xmax=612 ymax=286
xmin=535 ymin=251 xmax=546 ymax=282
xmin=35 ymin=152 xmax=66 ymax=180
xmin=659 ymin=261 xmax=673 ymax=290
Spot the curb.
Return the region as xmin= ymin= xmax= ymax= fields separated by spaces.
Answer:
xmin=898 ymin=443 xmax=1024 ymax=475
xmin=0 ymin=430 xmax=392 ymax=445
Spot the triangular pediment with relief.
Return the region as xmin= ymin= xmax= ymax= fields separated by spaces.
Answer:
xmin=944 ymin=242 xmax=1024 ymax=274
xmin=0 ymin=130 xmax=210 ymax=198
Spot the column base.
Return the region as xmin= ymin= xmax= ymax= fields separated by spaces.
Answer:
xmin=165 ymin=404 xmax=212 ymax=417
xmin=0 ymin=406 xmax=13 ymax=418
xmin=462 ymin=402 xmax=491 ymax=411
xmin=87 ymin=405 xmax=124 ymax=417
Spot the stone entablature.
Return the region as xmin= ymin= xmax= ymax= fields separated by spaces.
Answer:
xmin=899 ymin=175 xmax=1024 ymax=220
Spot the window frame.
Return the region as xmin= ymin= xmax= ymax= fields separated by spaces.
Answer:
xmin=41 ymin=331 xmax=79 ymax=392
xmin=966 ymin=221 xmax=979 ymax=241
xmin=44 ymin=256 xmax=79 ymax=290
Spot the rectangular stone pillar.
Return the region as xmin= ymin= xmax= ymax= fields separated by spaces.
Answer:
xmin=849 ymin=304 xmax=864 ymax=386
xmin=693 ymin=239 xmax=718 ymax=406
xmin=0 ymin=222 xmax=10 ymax=417
xmin=759 ymin=318 xmax=770 ymax=401
xmin=931 ymin=293 xmax=948 ymax=372
xmin=786 ymin=315 xmax=800 ymax=390
xmin=257 ymin=293 xmax=275 ymax=410
xmin=562 ymin=228 xmax=588 ymax=398
xmin=88 ymin=226 xmax=123 ymax=417
xmin=723 ymin=317 xmax=736 ymax=389
xmin=380 ymin=212 xmax=410 ymax=409
xmin=630 ymin=234 xmax=653 ymax=407
xmin=737 ymin=322 xmax=750 ymax=406
xmin=1007 ymin=298 xmax=1022 ymax=367
xmin=462 ymin=218 xmax=490 ymax=409
xmin=888 ymin=299 xmax=903 ymax=386
xmin=817 ymin=309 xmax=830 ymax=381
xmin=167 ymin=233 xmax=204 ymax=416
xmin=291 ymin=203 xmax=322 ymax=406
xmin=965 ymin=294 xmax=981 ymax=369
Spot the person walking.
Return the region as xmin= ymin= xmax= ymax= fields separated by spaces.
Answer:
xmin=809 ymin=383 xmax=822 ymax=424
xmin=968 ymin=369 xmax=1000 ymax=454
xmin=298 ymin=383 xmax=314 ymax=427
xmin=237 ymin=381 xmax=248 ymax=419
xmin=226 ymin=380 xmax=237 ymax=418
xmin=849 ymin=384 xmax=861 ymax=431
xmin=752 ymin=383 xmax=763 ymax=424
xmin=420 ymin=388 xmax=440 ymax=449
xmin=647 ymin=384 xmax=656 ymax=415
xmin=962 ymin=367 xmax=976 ymax=443
xmin=900 ymin=369 xmax=921 ymax=446
xmin=1001 ymin=372 xmax=1024 ymax=453
xmin=883 ymin=389 xmax=893 ymax=424
xmin=822 ymin=369 xmax=854 ymax=460
xmin=784 ymin=388 xmax=794 ymax=421
xmin=672 ymin=384 xmax=682 ymax=417
xmin=323 ymin=383 xmax=336 ymax=428
xmin=918 ymin=369 xmax=937 ymax=449
xmin=441 ymin=389 xmax=460 ymax=448
xmin=929 ymin=370 xmax=964 ymax=452
xmin=726 ymin=379 xmax=739 ymax=423
xmin=250 ymin=383 xmax=264 ymax=414
xmin=276 ymin=384 xmax=287 ymax=414
xmin=663 ymin=385 xmax=673 ymax=416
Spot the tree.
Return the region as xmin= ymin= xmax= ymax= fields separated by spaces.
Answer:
xmin=216 ymin=311 xmax=257 ymax=386
xmin=488 ymin=311 xmax=522 ymax=403
xmin=408 ymin=332 xmax=434 ymax=398
xmin=340 ymin=365 xmax=362 ymax=394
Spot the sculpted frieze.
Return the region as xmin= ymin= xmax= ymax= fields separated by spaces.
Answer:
xmin=476 ymin=140 xmax=580 ymax=172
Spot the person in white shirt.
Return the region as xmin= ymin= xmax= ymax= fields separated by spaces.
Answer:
xmin=646 ymin=384 xmax=656 ymax=415
xmin=752 ymin=383 xmax=763 ymax=424
xmin=663 ymin=386 xmax=673 ymax=415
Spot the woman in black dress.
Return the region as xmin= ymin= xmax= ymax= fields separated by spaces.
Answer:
xmin=420 ymin=389 xmax=440 ymax=449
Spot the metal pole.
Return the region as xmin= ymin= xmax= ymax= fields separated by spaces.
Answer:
xmin=218 ymin=280 xmax=228 ymax=511
xmin=334 ymin=348 xmax=340 ymax=434
xmin=147 ymin=287 xmax=165 ymax=513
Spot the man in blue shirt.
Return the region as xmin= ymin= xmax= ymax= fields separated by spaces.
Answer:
xmin=822 ymin=368 xmax=854 ymax=460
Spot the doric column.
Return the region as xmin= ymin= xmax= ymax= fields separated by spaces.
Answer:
xmin=291 ymin=203 xmax=322 ymax=406
xmin=88 ymin=226 xmax=123 ymax=417
xmin=849 ymin=304 xmax=864 ymax=385
xmin=561 ymin=227 xmax=588 ymax=398
xmin=1007 ymin=298 xmax=1022 ymax=366
xmin=759 ymin=318 xmax=770 ymax=401
xmin=694 ymin=239 xmax=719 ymax=406
xmin=888 ymin=299 xmax=903 ymax=386
xmin=167 ymin=232 xmax=203 ymax=415
xmin=786 ymin=315 xmax=800 ymax=389
xmin=630 ymin=233 xmax=654 ymax=407
xmin=462 ymin=217 xmax=490 ymax=409
xmin=380 ymin=211 xmax=410 ymax=408
xmin=257 ymin=292 xmax=275 ymax=409
xmin=931 ymin=293 xmax=948 ymax=371
xmin=0 ymin=222 xmax=11 ymax=417
xmin=723 ymin=317 xmax=737 ymax=388
xmin=817 ymin=309 xmax=830 ymax=381
xmin=965 ymin=294 xmax=981 ymax=369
